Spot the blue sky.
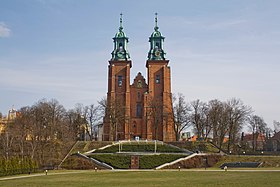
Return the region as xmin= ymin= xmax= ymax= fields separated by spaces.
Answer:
xmin=0 ymin=0 xmax=279 ymax=128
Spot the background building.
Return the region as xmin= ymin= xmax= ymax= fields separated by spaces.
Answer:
xmin=0 ymin=107 xmax=17 ymax=134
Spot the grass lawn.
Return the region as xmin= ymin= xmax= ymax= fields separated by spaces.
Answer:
xmin=0 ymin=169 xmax=280 ymax=187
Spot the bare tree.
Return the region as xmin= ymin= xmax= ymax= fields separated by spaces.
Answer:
xmin=97 ymin=97 xmax=107 ymax=117
xmin=100 ymin=97 xmax=125 ymax=141
xmin=190 ymin=99 xmax=209 ymax=140
xmin=146 ymin=97 xmax=164 ymax=141
xmin=84 ymin=104 xmax=101 ymax=140
xmin=172 ymin=93 xmax=191 ymax=141
xmin=17 ymin=99 xmax=72 ymax=166
xmin=13 ymin=107 xmax=31 ymax=160
xmin=67 ymin=104 xmax=88 ymax=141
xmin=208 ymin=100 xmax=224 ymax=146
xmin=226 ymin=98 xmax=252 ymax=152
xmin=189 ymin=98 xmax=251 ymax=152
xmin=0 ymin=128 xmax=15 ymax=159
xmin=0 ymin=98 xmax=88 ymax=168
xmin=66 ymin=109 xmax=79 ymax=140
xmin=248 ymin=115 xmax=267 ymax=151
xmin=216 ymin=102 xmax=232 ymax=150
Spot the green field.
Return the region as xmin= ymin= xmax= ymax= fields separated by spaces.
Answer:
xmin=1 ymin=170 xmax=280 ymax=187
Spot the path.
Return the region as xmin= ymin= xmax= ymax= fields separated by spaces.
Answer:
xmin=0 ymin=170 xmax=90 ymax=181
xmin=1 ymin=169 xmax=280 ymax=181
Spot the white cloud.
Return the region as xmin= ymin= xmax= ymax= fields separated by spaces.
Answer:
xmin=0 ymin=22 xmax=11 ymax=38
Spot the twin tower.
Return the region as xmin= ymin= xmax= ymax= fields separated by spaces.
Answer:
xmin=102 ymin=14 xmax=175 ymax=142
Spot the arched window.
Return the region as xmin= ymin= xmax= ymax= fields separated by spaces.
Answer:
xmin=132 ymin=121 xmax=137 ymax=135
xmin=137 ymin=80 xmax=142 ymax=88
xmin=155 ymin=42 xmax=160 ymax=49
xmin=118 ymin=75 xmax=122 ymax=86
xmin=155 ymin=75 xmax=160 ymax=84
xmin=119 ymin=43 xmax=123 ymax=51
xmin=136 ymin=103 xmax=142 ymax=118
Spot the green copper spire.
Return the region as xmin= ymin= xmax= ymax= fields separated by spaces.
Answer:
xmin=148 ymin=13 xmax=166 ymax=60
xmin=111 ymin=13 xmax=130 ymax=61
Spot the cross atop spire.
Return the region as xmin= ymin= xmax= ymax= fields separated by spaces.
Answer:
xmin=119 ymin=13 xmax=123 ymax=31
xmin=154 ymin=12 xmax=159 ymax=31
xmin=155 ymin=13 xmax=158 ymax=26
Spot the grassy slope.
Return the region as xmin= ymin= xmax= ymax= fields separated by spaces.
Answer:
xmin=0 ymin=170 xmax=280 ymax=187
xmin=168 ymin=142 xmax=220 ymax=153
xmin=214 ymin=156 xmax=280 ymax=167
xmin=70 ymin=141 xmax=112 ymax=154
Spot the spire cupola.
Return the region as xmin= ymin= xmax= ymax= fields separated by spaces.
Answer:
xmin=111 ymin=13 xmax=130 ymax=61
xmin=148 ymin=13 xmax=166 ymax=60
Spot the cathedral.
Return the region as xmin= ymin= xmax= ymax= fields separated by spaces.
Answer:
xmin=102 ymin=14 xmax=175 ymax=142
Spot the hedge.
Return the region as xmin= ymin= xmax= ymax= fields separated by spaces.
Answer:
xmin=90 ymin=154 xmax=131 ymax=169
xmin=139 ymin=154 xmax=185 ymax=169
xmin=0 ymin=156 xmax=38 ymax=177
xmin=94 ymin=143 xmax=185 ymax=153
xmin=90 ymin=154 xmax=186 ymax=169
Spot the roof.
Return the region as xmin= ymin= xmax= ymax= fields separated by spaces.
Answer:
xmin=271 ymin=131 xmax=280 ymax=140
xmin=115 ymin=27 xmax=127 ymax=38
xmin=150 ymin=27 xmax=162 ymax=38
xmin=243 ymin=133 xmax=266 ymax=141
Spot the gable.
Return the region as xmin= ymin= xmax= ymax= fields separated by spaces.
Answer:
xmin=131 ymin=72 xmax=148 ymax=88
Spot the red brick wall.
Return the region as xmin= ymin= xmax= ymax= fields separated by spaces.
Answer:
xmin=103 ymin=60 xmax=175 ymax=142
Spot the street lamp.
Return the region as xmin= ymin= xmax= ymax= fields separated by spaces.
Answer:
xmin=203 ymin=158 xmax=207 ymax=170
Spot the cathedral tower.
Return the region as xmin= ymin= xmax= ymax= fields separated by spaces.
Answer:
xmin=103 ymin=14 xmax=131 ymax=141
xmin=145 ymin=13 xmax=175 ymax=141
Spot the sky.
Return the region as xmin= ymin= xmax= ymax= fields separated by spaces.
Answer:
xmin=0 ymin=0 xmax=279 ymax=129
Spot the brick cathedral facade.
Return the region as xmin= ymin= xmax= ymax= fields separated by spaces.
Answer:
xmin=102 ymin=15 xmax=175 ymax=142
